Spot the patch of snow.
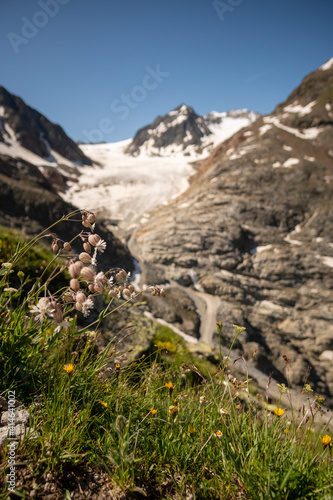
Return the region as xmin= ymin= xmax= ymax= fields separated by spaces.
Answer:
xmin=272 ymin=161 xmax=281 ymax=168
xmin=284 ymin=234 xmax=302 ymax=245
xmin=256 ymin=244 xmax=273 ymax=253
xmin=325 ymin=103 xmax=332 ymax=112
xmin=0 ymin=124 xmax=82 ymax=170
xmin=321 ymin=256 xmax=333 ymax=268
xmin=283 ymin=101 xmax=316 ymax=116
xmin=263 ymin=116 xmax=322 ymax=140
xmin=283 ymin=145 xmax=292 ymax=151
xmin=259 ymin=124 xmax=272 ymax=136
xmin=304 ymin=156 xmax=315 ymax=162
xmin=320 ymin=58 xmax=333 ymax=71
xmin=243 ymin=131 xmax=253 ymax=137
xmin=283 ymin=158 xmax=300 ymax=168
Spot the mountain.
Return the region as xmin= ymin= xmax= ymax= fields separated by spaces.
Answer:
xmin=125 ymin=104 xmax=260 ymax=158
xmin=0 ymin=86 xmax=133 ymax=271
xmin=0 ymin=86 xmax=91 ymax=189
xmin=132 ymin=58 xmax=333 ymax=403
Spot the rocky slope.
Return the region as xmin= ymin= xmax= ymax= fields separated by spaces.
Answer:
xmin=0 ymin=154 xmax=133 ymax=273
xmin=125 ymin=104 xmax=259 ymax=158
xmin=132 ymin=59 xmax=333 ymax=403
xmin=0 ymin=86 xmax=91 ymax=173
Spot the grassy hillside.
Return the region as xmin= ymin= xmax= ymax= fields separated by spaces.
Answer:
xmin=0 ymin=212 xmax=332 ymax=499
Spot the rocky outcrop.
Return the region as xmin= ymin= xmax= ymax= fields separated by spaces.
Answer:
xmin=132 ymin=60 xmax=333 ymax=403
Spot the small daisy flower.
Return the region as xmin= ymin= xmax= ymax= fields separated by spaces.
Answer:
xmin=200 ymin=395 xmax=208 ymax=404
xmin=214 ymin=430 xmax=222 ymax=438
xmin=219 ymin=408 xmax=228 ymax=415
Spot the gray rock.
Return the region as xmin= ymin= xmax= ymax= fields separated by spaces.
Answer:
xmin=133 ymin=62 xmax=333 ymax=405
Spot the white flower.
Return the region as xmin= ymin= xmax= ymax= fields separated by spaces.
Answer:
xmin=219 ymin=408 xmax=228 ymax=415
xmin=214 ymin=430 xmax=222 ymax=438
xmin=96 ymin=238 xmax=107 ymax=254
xmin=94 ymin=272 xmax=106 ymax=284
xmin=30 ymin=297 xmax=54 ymax=323
xmin=81 ymin=297 xmax=94 ymax=317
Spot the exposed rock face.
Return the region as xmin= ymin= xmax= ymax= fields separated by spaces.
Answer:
xmin=0 ymin=154 xmax=134 ymax=272
xmin=0 ymin=86 xmax=91 ymax=166
xmin=133 ymin=60 xmax=333 ymax=403
xmin=125 ymin=104 xmax=260 ymax=157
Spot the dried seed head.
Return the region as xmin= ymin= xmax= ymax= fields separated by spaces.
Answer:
xmin=76 ymin=291 xmax=86 ymax=304
xmin=123 ymin=288 xmax=131 ymax=298
xmin=88 ymin=234 xmax=101 ymax=246
xmin=94 ymin=281 xmax=104 ymax=293
xmin=70 ymin=278 xmax=80 ymax=292
xmin=75 ymin=301 xmax=83 ymax=312
xmin=82 ymin=220 xmax=91 ymax=228
xmin=87 ymin=213 xmax=96 ymax=224
xmin=79 ymin=252 xmax=92 ymax=264
xmin=83 ymin=242 xmax=91 ymax=253
xmin=69 ymin=263 xmax=80 ymax=279
xmin=53 ymin=305 xmax=64 ymax=324
xmin=63 ymin=242 xmax=72 ymax=252
xmin=88 ymin=284 xmax=95 ymax=293
xmin=128 ymin=284 xmax=135 ymax=293
xmin=63 ymin=291 xmax=74 ymax=302
xmin=52 ymin=239 xmax=60 ymax=253
xmin=74 ymin=261 xmax=84 ymax=273
xmin=108 ymin=289 xmax=117 ymax=298
xmin=80 ymin=267 xmax=95 ymax=282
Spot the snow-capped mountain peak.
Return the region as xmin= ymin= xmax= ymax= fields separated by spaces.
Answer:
xmin=125 ymin=104 xmax=260 ymax=158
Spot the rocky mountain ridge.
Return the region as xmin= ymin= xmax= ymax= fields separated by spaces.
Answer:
xmin=0 ymin=86 xmax=91 ymax=169
xmin=132 ymin=58 xmax=333 ymax=403
xmin=125 ymin=103 xmax=260 ymax=158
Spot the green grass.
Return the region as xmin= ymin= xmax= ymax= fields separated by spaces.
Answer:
xmin=0 ymin=212 xmax=332 ymax=499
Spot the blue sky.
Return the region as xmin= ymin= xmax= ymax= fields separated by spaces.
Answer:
xmin=1 ymin=0 xmax=332 ymax=143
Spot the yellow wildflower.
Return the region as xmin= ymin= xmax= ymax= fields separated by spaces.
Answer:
xmin=274 ymin=408 xmax=284 ymax=417
xmin=99 ymin=400 xmax=108 ymax=408
xmin=150 ymin=408 xmax=157 ymax=415
xmin=169 ymin=405 xmax=178 ymax=415
xmin=189 ymin=426 xmax=196 ymax=435
xmin=63 ymin=363 xmax=74 ymax=374
xmin=165 ymin=382 xmax=174 ymax=390
xmin=320 ymin=435 xmax=332 ymax=446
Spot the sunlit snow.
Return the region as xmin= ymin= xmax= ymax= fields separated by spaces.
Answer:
xmin=62 ymin=139 xmax=196 ymax=228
